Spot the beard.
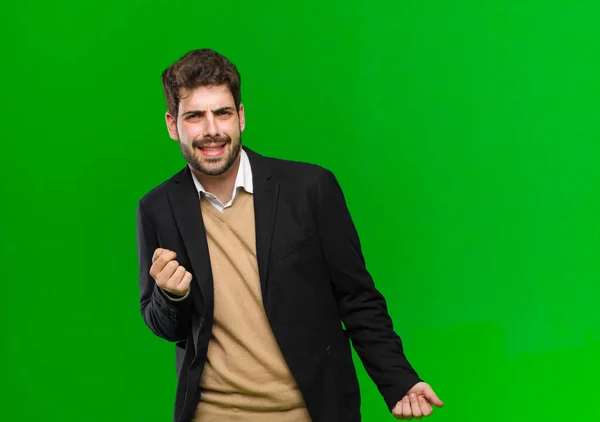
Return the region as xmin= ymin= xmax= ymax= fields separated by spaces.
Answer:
xmin=180 ymin=133 xmax=242 ymax=177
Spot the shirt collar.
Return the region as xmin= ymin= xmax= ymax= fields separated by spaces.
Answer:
xmin=189 ymin=148 xmax=254 ymax=196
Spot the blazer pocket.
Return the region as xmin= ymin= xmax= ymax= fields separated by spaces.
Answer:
xmin=272 ymin=232 xmax=317 ymax=262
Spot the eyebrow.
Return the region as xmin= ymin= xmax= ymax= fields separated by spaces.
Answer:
xmin=181 ymin=106 xmax=235 ymax=118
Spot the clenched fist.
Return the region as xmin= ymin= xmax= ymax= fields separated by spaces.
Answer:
xmin=150 ymin=248 xmax=192 ymax=297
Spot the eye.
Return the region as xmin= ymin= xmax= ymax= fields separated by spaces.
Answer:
xmin=184 ymin=113 xmax=203 ymax=121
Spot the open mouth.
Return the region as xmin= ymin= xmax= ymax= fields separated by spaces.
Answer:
xmin=197 ymin=142 xmax=227 ymax=157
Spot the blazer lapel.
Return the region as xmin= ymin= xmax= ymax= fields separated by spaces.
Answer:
xmin=167 ymin=166 xmax=213 ymax=311
xmin=245 ymin=147 xmax=279 ymax=302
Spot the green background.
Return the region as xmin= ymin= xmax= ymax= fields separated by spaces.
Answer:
xmin=2 ymin=1 xmax=599 ymax=421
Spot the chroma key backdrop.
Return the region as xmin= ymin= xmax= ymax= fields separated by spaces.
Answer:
xmin=1 ymin=1 xmax=599 ymax=421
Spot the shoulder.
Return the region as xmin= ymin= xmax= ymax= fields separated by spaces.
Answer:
xmin=137 ymin=167 xmax=186 ymax=209
xmin=253 ymin=150 xmax=337 ymax=185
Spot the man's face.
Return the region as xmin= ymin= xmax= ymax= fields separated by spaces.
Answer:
xmin=166 ymin=85 xmax=245 ymax=176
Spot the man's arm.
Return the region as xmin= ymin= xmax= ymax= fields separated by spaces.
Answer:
xmin=136 ymin=201 xmax=192 ymax=342
xmin=314 ymin=169 xmax=422 ymax=411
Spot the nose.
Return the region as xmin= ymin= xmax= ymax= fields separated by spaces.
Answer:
xmin=204 ymin=114 xmax=219 ymax=138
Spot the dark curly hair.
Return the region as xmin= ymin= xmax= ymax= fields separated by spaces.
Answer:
xmin=161 ymin=49 xmax=242 ymax=119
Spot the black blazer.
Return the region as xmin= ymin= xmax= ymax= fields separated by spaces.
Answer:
xmin=136 ymin=147 xmax=422 ymax=422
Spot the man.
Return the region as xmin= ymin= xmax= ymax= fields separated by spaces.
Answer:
xmin=136 ymin=48 xmax=443 ymax=422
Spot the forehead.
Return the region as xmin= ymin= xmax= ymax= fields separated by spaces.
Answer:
xmin=178 ymin=85 xmax=235 ymax=111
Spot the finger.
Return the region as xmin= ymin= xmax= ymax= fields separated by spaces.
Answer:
xmin=402 ymin=395 xmax=412 ymax=418
xmin=154 ymin=260 xmax=179 ymax=285
xmin=418 ymin=395 xmax=433 ymax=417
xmin=156 ymin=250 xmax=176 ymax=267
xmin=392 ymin=399 xmax=404 ymax=419
xmin=152 ymin=248 xmax=167 ymax=264
xmin=175 ymin=270 xmax=193 ymax=292
xmin=164 ymin=265 xmax=186 ymax=290
xmin=150 ymin=251 xmax=177 ymax=278
xmin=424 ymin=388 xmax=444 ymax=408
xmin=409 ymin=394 xmax=422 ymax=418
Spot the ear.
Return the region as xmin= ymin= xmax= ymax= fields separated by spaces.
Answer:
xmin=165 ymin=112 xmax=179 ymax=141
xmin=238 ymin=103 xmax=245 ymax=132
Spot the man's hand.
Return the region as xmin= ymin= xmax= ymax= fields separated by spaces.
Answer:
xmin=149 ymin=248 xmax=192 ymax=297
xmin=392 ymin=382 xmax=443 ymax=419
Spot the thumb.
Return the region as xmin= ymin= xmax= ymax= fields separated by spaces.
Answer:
xmin=424 ymin=388 xmax=444 ymax=407
xmin=153 ymin=248 xmax=169 ymax=263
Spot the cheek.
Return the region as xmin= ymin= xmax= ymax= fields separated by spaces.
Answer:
xmin=178 ymin=125 xmax=200 ymax=144
xmin=226 ymin=122 xmax=242 ymax=138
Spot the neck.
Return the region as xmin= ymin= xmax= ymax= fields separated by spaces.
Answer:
xmin=193 ymin=154 xmax=241 ymax=204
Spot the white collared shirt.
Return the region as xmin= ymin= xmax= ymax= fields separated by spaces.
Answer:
xmin=189 ymin=149 xmax=254 ymax=212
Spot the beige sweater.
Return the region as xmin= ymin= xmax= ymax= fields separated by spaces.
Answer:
xmin=192 ymin=190 xmax=312 ymax=422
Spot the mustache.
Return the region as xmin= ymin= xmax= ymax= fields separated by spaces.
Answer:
xmin=192 ymin=136 xmax=231 ymax=149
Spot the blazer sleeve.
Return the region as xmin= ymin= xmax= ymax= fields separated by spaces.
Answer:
xmin=136 ymin=201 xmax=192 ymax=342
xmin=315 ymin=169 xmax=423 ymax=411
